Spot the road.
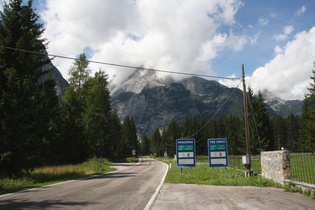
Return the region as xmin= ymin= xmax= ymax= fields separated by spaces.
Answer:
xmin=150 ymin=183 xmax=315 ymax=210
xmin=0 ymin=157 xmax=168 ymax=210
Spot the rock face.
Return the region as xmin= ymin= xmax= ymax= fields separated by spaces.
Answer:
xmin=110 ymin=70 xmax=244 ymax=136
xmin=262 ymin=90 xmax=303 ymax=117
xmin=41 ymin=56 xmax=69 ymax=97
xmin=110 ymin=70 xmax=302 ymax=136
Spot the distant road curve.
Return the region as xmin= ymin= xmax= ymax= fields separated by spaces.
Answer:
xmin=0 ymin=157 xmax=168 ymax=210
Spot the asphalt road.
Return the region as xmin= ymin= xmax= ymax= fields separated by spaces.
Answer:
xmin=0 ymin=157 xmax=168 ymax=210
xmin=150 ymin=183 xmax=315 ymax=210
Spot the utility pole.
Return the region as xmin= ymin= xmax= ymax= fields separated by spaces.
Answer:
xmin=242 ymin=64 xmax=251 ymax=176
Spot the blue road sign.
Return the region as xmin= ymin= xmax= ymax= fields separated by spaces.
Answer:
xmin=208 ymin=138 xmax=228 ymax=167
xmin=176 ymin=139 xmax=196 ymax=167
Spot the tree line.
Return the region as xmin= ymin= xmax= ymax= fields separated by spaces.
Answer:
xmin=143 ymin=70 xmax=315 ymax=157
xmin=0 ymin=0 xmax=138 ymax=177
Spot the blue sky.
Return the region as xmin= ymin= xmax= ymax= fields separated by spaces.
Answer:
xmin=214 ymin=0 xmax=314 ymax=77
xmin=1 ymin=0 xmax=315 ymax=100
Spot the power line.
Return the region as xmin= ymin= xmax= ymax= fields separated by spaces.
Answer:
xmin=1 ymin=45 xmax=239 ymax=80
xmin=188 ymin=79 xmax=242 ymax=138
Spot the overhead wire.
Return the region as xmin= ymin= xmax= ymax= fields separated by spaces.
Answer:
xmin=0 ymin=45 xmax=240 ymax=80
xmin=188 ymin=79 xmax=242 ymax=138
xmin=1 ymin=45 xmax=243 ymax=139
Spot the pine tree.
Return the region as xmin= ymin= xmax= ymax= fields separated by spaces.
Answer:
xmin=286 ymin=113 xmax=300 ymax=152
xmin=165 ymin=120 xmax=181 ymax=156
xmin=108 ymin=111 xmax=124 ymax=158
xmin=0 ymin=0 xmax=59 ymax=176
xmin=248 ymin=88 xmax=272 ymax=154
xmin=225 ymin=115 xmax=242 ymax=155
xmin=60 ymin=53 xmax=91 ymax=163
xmin=141 ymin=135 xmax=150 ymax=155
xmin=83 ymin=70 xmax=111 ymax=158
xmin=122 ymin=116 xmax=138 ymax=157
xmin=272 ymin=115 xmax=287 ymax=150
xmin=150 ymin=128 xmax=162 ymax=156
xmin=299 ymin=66 xmax=315 ymax=152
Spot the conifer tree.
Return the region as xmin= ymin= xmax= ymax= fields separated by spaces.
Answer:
xmin=299 ymin=66 xmax=315 ymax=152
xmin=83 ymin=70 xmax=111 ymax=157
xmin=60 ymin=53 xmax=91 ymax=163
xmin=0 ymin=0 xmax=59 ymax=176
xmin=247 ymin=87 xmax=272 ymax=154
xmin=150 ymin=128 xmax=162 ymax=156
xmin=122 ymin=116 xmax=139 ymax=156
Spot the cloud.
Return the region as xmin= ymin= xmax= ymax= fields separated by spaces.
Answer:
xmin=258 ymin=17 xmax=269 ymax=26
xmin=273 ymin=25 xmax=294 ymax=41
xmin=248 ymin=27 xmax=315 ymax=100
xmin=40 ymin=0 xmax=247 ymax=84
xmin=295 ymin=5 xmax=306 ymax=16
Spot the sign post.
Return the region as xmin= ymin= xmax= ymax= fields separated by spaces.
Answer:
xmin=208 ymin=138 xmax=228 ymax=168
xmin=176 ymin=139 xmax=196 ymax=168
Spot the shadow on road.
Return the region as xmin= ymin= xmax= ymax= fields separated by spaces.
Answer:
xmin=83 ymin=172 xmax=137 ymax=180
xmin=0 ymin=198 xmax=93 ymax=210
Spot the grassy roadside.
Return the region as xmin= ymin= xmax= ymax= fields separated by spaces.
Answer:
xmin=0 ymin=157 xmax=138 ymax=195
xmin=157 ymin=157 xmax=281 ymax=187
xmin=157 ymin=157 xmax=315 ymax=199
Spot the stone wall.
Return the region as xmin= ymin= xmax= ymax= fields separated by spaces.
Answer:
xmin=261 ymin=150 xmax=291 ymax=184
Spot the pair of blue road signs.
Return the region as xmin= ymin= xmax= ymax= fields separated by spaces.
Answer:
xmin=176 ymin=138 xmax=228 ymax=167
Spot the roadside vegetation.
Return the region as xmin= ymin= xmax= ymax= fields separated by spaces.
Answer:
xmin=157 ymin=156 xmax=315 ymax=199
xmin=0 ymin=157 xmax=137 ymax=195
xmin=157 ymin=157 xmax=279 ymax=187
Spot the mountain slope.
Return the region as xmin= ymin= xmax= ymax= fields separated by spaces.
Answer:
xmin=110 ymin=70 xmax=244 ymax=135
xmin=110 ymin=70 xmax=303 ymax=136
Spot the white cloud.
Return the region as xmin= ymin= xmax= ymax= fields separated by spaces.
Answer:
xmin=274 ymin=45 xmax=283 ymax=55
xmin=248 ymin=27 xmax=315 ymax=100
xmin=258 ymin=17 xmax=269 ymax=26
xmin=295 ymin=5 xmax=306 ymax=16
xmin=41 ymin=0 xmax=244 ymax=84
xmin=273 ymin=25 xmax=294 ymax=41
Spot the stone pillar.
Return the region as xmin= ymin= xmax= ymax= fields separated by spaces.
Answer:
xmin=261 ymin=150 xmax=291 ymax=184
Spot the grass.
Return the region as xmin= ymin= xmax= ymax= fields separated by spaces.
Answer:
xmin=0 ymin=157 xmax=138 ymax=195
xmin=158 ymin=157 xmax=280 ymax=188
xmin=290 ymin=153 xmax=315 ymax=185
xmin=228 ymin=155 xmax=262 ymax=174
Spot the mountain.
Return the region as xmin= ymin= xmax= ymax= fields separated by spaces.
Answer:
xmin=110 ymin=70 xmax=303 ymax=136
xmin=262 ymin=90 xmax=303 ymax=117
xmin=41 ymin=54 xmax=69 ymax=97
xmin=110 ymin=70 xmax=242 ymax=136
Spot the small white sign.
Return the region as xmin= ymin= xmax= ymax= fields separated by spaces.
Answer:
xmin=211 ymin=158 xmax=227 ymax=165
xmin=178 ymin=152 xmax=194 ymax=158
xmin=210 ymin=151 xmax=226 ymax=157
xmin=178 ymin=159 xmax=194 ymax=165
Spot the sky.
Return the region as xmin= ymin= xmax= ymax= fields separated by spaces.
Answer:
xmin=1 ymin=0 xmax=315 ymax=100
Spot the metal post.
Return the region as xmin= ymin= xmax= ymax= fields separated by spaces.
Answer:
xmin=242 ymin=64 xmax=251 ymax=175
xmin=212 ymin=168 xmax=214 ymax=179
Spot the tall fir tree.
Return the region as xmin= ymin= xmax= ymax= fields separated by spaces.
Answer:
xmin=150 ymin=128 xmax=162 ymax=156
xmin=83 ymin=70 xmax=111 ymax=158
xmin=60 ymin=53 xmax=91 ymax=163
xmin=122 ymin=116 xmax=139 ymax=156
xmin=0 ymin=0 xmax=59 ymax=176
xmin=286 ymin=113 xmax=300 ymax=152
xmin=299 ymin=66 xmax=315 ymax=152
xmin=247 ymin=88 xmax=272 ymax=154
xmin=225 ymin=115 xmax=242 ymax=155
